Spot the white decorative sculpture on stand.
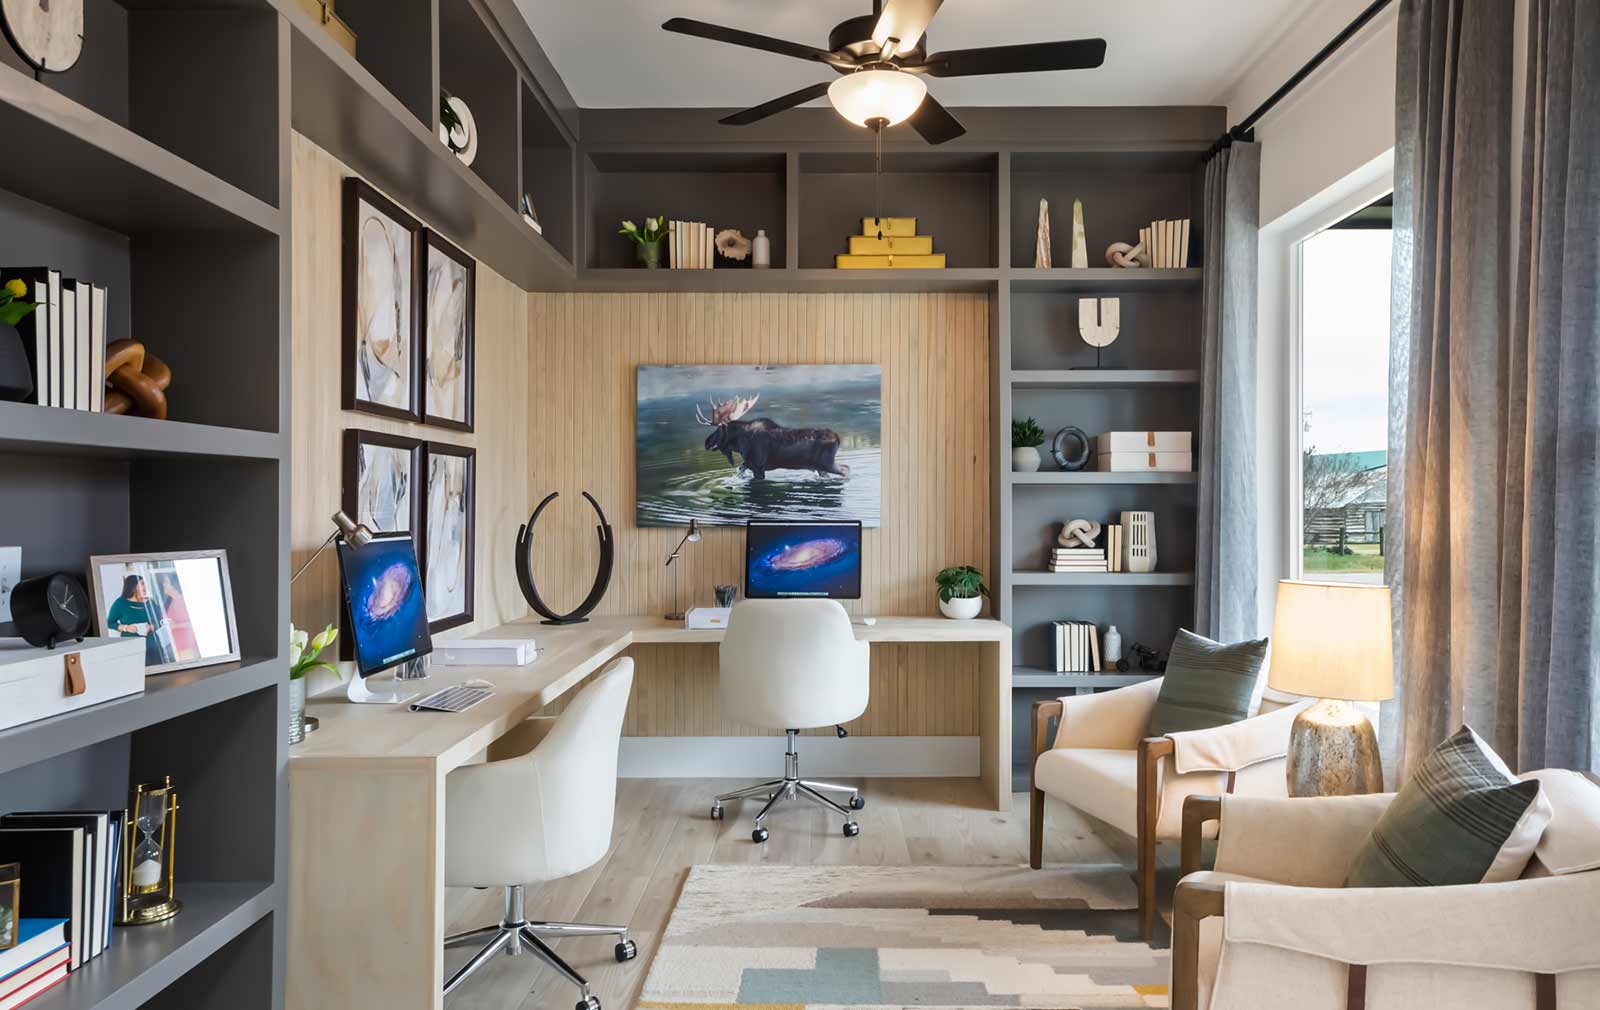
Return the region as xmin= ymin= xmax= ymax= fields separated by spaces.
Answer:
xmin=1078 ymin=297 xmax=1120 ymax=367
xmin=1120 ymin=510 xmax=1157 ymax=573
xmin=1058 ymin=518 xmax=1102 ymax=549
xmin=1035 ymin=198 xmax=1052 ymax=268
xmin=1070 ymin=199 xmax=1088 ymax=268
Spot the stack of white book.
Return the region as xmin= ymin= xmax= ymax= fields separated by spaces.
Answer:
xmin=1104 ymin=523 xmax=1124 ymax=573
xmin=1048 ymin=547 xmax=1108 ymax=573
xmin=667 ymin=221 xmax=717 ymax=269
xmin=1093 ymin=431 xmax=1193 ymax=472
xmin=1140 ymin=219 xmax=1191 ymax=268
xmin=1053 ymin=620 xmax=1102 ymax=673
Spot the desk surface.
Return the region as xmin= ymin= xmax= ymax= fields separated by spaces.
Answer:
xmin=293 ymin=615 xmax=1009 ymax=766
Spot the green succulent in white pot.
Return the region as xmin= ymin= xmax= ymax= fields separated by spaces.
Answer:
xmin=936 ymin=566 xmax=989 ymax=620
xmin=288 ymin=623 xmax=339 ymax=745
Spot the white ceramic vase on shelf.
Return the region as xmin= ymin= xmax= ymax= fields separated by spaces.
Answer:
xmin=1120 ymin=510 xmax=1157 ymax=573
xmin=1012 ymin=446 xmax=1041 ymax=472
xmin=1102 ymin=625 xmax=1122 ymax=668
xmin=939 ymin=595 xmax=982 ymax=620
xmin=752 ymin=229 xmax=771 ymax=268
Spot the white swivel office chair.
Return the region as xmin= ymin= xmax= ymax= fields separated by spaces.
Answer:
xmin=711 ymin=599 xmax=870 ymax=842
xmin=442 ymin=658 xmax=636 ymax=1010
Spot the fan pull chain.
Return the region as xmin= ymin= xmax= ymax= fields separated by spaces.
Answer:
xmin=874 ymin=123 xmax=884 ymax=241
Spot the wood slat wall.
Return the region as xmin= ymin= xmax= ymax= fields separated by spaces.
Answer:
xmin=526 ymin=292 xmax=992 ymax=736
xmin=290 ymin=133 xmax=531 ymax=650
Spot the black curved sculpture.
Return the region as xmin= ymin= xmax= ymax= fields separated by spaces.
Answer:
xmin=515 ymin=491 xmax=614 ymax=625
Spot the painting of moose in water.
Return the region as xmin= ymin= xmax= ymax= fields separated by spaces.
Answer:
xmin=636 ymin=364 xmax=882 ymax=527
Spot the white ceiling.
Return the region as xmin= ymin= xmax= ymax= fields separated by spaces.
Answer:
xmin=514 ymin=0 xmax=1306 ymax=110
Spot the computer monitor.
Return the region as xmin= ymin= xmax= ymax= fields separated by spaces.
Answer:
xmin=744 ymin=520 xmax=863 ymax=600
xmin=336 ymin=532 xmax=432 ymax=702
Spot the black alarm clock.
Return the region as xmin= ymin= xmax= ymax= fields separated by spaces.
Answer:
xmin=9 ymin=572 xmax=92 ymax=648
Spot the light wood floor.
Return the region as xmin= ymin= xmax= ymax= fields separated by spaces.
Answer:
xmin=442 ymin=777 xmax=1173 ymax=1010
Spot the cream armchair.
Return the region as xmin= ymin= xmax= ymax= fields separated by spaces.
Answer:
xmin=1030 ymin=678 xmax=1310 ymax=940
xmin=1173 ymin=786 xmax=1600 ymax=1010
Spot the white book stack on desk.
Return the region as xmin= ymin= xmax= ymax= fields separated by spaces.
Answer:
xmin=432 ymin=638 xmax=539 ymax=667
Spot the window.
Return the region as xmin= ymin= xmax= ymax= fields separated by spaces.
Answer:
xmin=1296 ymin=197 xmax=1393 ymax=584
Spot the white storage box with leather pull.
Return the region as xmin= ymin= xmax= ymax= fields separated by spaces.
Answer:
xmin=1094 ymin=430 xmax=1193 ymax=472
xmin=0 ymin=636 xmax=145 ymax=731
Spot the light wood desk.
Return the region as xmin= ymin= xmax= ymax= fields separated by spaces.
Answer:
xmin=287 ymin=615 xmax=1010 ymax=1010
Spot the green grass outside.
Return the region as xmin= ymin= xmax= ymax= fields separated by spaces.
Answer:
xmin=1303 ymin=542 xmax=1385 ymax=572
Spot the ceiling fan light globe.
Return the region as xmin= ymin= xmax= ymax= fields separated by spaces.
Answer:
xmin=827 ymin=69 xmax=927 ymax=128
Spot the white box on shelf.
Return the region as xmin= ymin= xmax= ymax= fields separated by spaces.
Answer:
xmin=0 ymin=636 xmax=145 ymax=732
xmin=1094 ymin=451 xmax=1193 ymax=472
xmin=684 ymin=607 xmax=731 ymax=630
xmin=432 ymin=638 xmax=539 ymax=667
xmin=1093 ymin=431 xmax=1192 ymax=453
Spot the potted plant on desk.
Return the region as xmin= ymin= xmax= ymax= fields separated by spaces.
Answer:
xmin=936 ymin=566 xmax=988 ymax=620
xmin=288 ymin=623 xmax=339 ymax=745
xmin=1012 ymin=417 xmax=1044 ymax=472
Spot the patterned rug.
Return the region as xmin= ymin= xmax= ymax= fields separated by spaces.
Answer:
xmin=638 ymin=864 xmax=1170 ymax=1009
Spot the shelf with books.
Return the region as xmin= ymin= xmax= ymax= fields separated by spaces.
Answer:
xmin=1008 ymin=369 xmax=1200 ymax=389
xmin=0 ymin=657 xmax=280 ymax=778
xmin=574 ymin=267 xmax=1002 ymax=294
xmin=1008 ymin=470 xmax=1196 ymax=485
xmin=0 ymin=405 xmax=283 ymax=461
xmin=25 ymin=881 xmax=275 ymax=1010
xmin=1011 ymin=571 xmax=1195 ymax=586
xmin=1012 ymin=668 xmax=1158 ymax=690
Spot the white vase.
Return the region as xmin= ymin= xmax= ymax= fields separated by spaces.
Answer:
xmin=1012 ymin=446 xmax=1041 ymax=472
xmin=288 ymin=676 xmax=308 ymax=745
xmin=752 ymin=229 xmax=771 ymax=269
xmin=1120 ymin=510 xmax=1157 ymax=573
xmin=939 ymin=595 xmax=982 ymax=620
xmin=1103 ymin=625 xmax=1122 ymax=667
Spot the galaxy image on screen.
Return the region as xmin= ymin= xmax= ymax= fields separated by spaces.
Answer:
xmin=338 ymin=535 xmax=432 ymax=675
xmin=746 ymin=522 xmax=862 ymax=599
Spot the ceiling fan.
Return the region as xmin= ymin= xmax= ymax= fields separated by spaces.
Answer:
xmin=662 ymin=0 xmax=1107 ymax=145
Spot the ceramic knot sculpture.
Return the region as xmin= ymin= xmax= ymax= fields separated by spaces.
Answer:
xmin=1058 ymin=518 xmax=1102 ymax=549
xmin=1105 ymin=240 xmax=1151 ymax=268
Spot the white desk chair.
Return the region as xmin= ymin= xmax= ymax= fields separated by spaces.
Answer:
xmin=442 ymin=658 xmax=636 ymax=1010
xmin=711 ymin=599 xmax=870 ymax=842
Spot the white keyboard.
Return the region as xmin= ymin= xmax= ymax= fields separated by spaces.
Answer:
xmin=409 ymin=685 xmax=494 ymax=713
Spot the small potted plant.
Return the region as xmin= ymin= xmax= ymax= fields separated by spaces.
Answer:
xmin=1012 ymin=417 xmax=1044 ymax=472
xmin=619 ymin=217 xmax=668 ymax=269
xmin=0 ymin=277 xmax=39 ymax=402
xmin=288 ymin=623 xmax=340 ymax=745
xmin=935 ymin=565 xmax=988 ymax=620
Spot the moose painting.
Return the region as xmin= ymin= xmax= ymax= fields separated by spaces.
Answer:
xmin=636 ymin=364 xmax=882 ymax=527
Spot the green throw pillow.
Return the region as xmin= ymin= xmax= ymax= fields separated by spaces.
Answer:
xmin=1345 ymin=725 xmax=1551 ymax=888
xmin=1146 ymin=629 xmax=1268 ymax=737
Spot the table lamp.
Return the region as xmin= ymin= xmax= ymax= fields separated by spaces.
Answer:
xmin=1268 ymin=579 xmax=1393 ymax=796
xmin=663 ymin=519 xmax=701 ymax=621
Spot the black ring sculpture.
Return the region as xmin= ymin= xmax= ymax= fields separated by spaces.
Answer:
xmin=515 ymin=491 xmax=615 ymax=625
xmin=1050 ymin=425 xmax=1092 ymax=471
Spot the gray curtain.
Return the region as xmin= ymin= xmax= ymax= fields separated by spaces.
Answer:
xmin=1386 ymin=0 xmax=1599 ymax=777
xmin=1194 ymin=142 xmax=1261 ymax=644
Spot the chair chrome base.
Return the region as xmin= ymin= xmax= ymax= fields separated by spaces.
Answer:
xmin=444 ymin=884 xmax=636 ymax=1009
xmin=711 ymin=729 xmax=865 ymax=842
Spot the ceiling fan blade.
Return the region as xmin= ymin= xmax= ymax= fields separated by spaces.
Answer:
xmin=906 ymin=92 xmax=965 ymax=145
xmin=719 ymin=81 xmax=834 ymax=126
xmin=871 ymin=0 xmax=943 ymax=54
xmin=662 ymin=18 xmax=850 ymax=68
xmin=921 ymin=38 xmax=1107 ymax=77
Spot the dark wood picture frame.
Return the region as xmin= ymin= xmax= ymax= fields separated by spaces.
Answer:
xmin=341 ymin=429 xmax=424 ymax=536
xmin=343 ymin=178 xmax=424 ymax=422
xmin=421 ymin=441 xmax=475 ymax=634
xmin=420 ymin=230 xmax=475 ymax=432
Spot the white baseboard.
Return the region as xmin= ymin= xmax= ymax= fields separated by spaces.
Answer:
xmin=618 ymin=736 xmax=979 ymax=778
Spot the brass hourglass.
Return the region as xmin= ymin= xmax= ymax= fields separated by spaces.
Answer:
xmin=119 ymin=777 xmax=182 ymax=924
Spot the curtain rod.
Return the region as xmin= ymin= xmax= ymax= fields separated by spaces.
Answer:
xmin=1210 ymin=0 xmax=1395 ymax=157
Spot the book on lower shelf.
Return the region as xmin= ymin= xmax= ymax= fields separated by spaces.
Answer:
xmin=1048 ymin=547 xmax=1108 ymax=573
xmin=1052 ymin=620 xmax=1102 ymax=673
xmin=0 ymin=920 xmax=70 ymax=1010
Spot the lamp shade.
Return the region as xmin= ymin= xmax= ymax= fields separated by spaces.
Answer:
xmin=827 ymin=69 xmax=927 ymax=128
xmin=1268 ymin=580 xmax=1394 ymax=702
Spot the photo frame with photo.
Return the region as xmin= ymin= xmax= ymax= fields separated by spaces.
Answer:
xmin=421 ymin=442 xmax=475 ymax=633
xmin=343 ymin=178 xmax=423 ymax=422
xmin=89 ymin=550 xmax=241 ymax=676
xmin=343 ymin=429 xmax=423 ymax=535
xmin=421 ymin=231 xmax=475 ymax=432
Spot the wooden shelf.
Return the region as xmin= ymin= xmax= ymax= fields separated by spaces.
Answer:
xmin=1007 ymin=268 xmax=1202 ymax=292
xmin=1009 ymin=470 xmax=1195 ymax=485
xmin=29 ymin=882 xmax=275 ymax=1010
xmin=0 ymin=657 xmax=280 ymax=777
xmin=1011 ymin=572 xmax=1196 ymax=587
xmin=1013 ymin=669 xmax=1158 ymax=689
xmin=0 ymin=403 xmax=283 ymax=461
xmin=0 ymin=64 xmax=279 ymax=237
xmin=1009 ymin=369 xmax=1199 ymax=388
xmin=283 ymin=0 xmax=574 ymax=291
xmin=576 ymin=267 xmax=1002 ymax=293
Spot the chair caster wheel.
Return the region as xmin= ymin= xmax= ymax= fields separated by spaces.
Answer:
xmin=848 ymin=795 xmax=866 ymax=810
xmin=843 ymin=821 xmax=860 ymax=837
xmin=710 ymin=803 xmax=724 ymax=820
xmin=752 ymin=827 xmax=770 ymax=844
xmin=615 ymin=939 xmax=637 ymax=962
xmin=576 ymin=996 xmax=601 ymax=1010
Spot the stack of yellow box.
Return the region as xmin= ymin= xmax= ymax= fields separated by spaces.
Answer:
xmin=835 ymin=217 xmax=947 ymax=269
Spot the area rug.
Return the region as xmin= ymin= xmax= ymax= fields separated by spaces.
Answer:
xmin=637 ymin=864 xmax=1169 ymax=1009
